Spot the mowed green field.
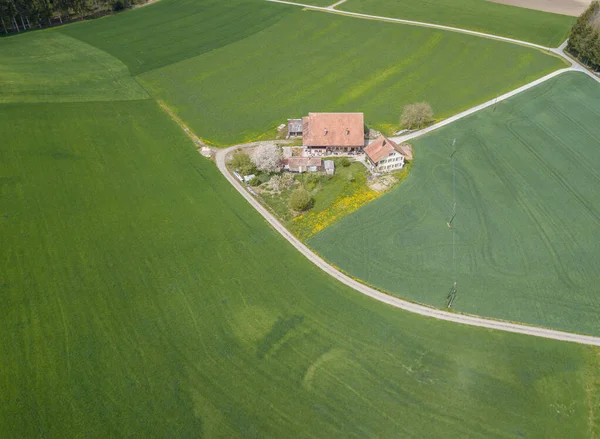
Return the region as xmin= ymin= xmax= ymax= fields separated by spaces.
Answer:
xmin=310 ymin=72 xmax=600 ymax=336
xmin=54 ymin=0 xmax=567 ymax=145
xmin=339 ymin=0 xmax=575 ymax=46
xmin=0 ymin=31 xmax=148 ymax=103
xmin=59 ymin=0 xmax=295 ymax=75
xmin=1 ymin=98 xmax=600 ymax=438
xmin=1 ymin=2 xmax=599 ymax=435
xmin=138 ymin=10 xmax=565 ymax=144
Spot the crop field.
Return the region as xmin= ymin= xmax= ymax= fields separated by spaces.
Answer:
xmin=310 ymin=72 xmax=600 ymax=337
xmin=2 ymin=96 xmax=600 ymax=438
xmin=138 ymin=9 xmax=565 ymax=145
xmin=52 ymin=0 xmax=566 ymax=145
xmin=2 ymin=0 xmax=599 ymax=435
xmin=339 ymin=0 xmax=575 ymax=46
xmin=59 ymin=0 xmax=294 ymax=75
xmin=0 ymin=31 xmax=148 ymax=103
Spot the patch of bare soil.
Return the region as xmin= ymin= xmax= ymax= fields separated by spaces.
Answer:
xmin=487 ymin=0 xmax=592 ymax=16
xmin=134 ymin=0 xmax=162 ymax=9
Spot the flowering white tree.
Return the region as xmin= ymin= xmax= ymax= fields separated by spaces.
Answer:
xmin=268 ymin=173 xmax=295 ymax=191
xmin=252 ymin=143 xmax=282 ymax=173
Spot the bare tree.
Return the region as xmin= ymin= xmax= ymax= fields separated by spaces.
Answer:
xmin=400 ymin=102 xmax=434 ymax=130
xmin=252 ymin=143 xmax=282 ymax=173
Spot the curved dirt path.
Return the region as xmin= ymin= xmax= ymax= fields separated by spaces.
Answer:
xmin=216 ymin=146 xmax=600 ymax=346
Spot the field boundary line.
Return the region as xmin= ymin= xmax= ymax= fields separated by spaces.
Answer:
xmin=215 ymin=145 xmax=600 ymax=346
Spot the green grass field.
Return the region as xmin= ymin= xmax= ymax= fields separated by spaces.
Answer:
xmin=0 ymin=31 xmax=148 ymax=103
xmin=310 ymin=72 xmax=600 ymax=336
xmin=2 ymin=1 xmax=599 ymax=435
xmin=339 ymin=0 xmax=575 ymax=47
xmin=1 ymin=98 xmax=599 ymax=438
xmin=59 ymin=0 xmax=294 ymax=75
xmin=138 ymin=9 xmax=565 ymax=145
xmin=45 ymin=0 xmax=567 ymax=145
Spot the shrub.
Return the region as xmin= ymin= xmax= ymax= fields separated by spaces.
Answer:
xmin=281 ymin=172 xmax=295 ymax=187
xmin=230 ymin=151 xmax=256 ymax=176
xmin=248 ymin=176 xmax=262 ymax=186
xmin=339 ymin=157 xmax=351 ymax=167
xmin=268 ymin=173 xmax=295 ymax=191
xmin=290 ymin=187 xmax=312 ymax=211
xmin=303 ymin=172 xmax=321 ymax=191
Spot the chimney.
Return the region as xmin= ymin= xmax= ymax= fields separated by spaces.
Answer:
xmin=346 ymin=128 xmax=350 ymax=136
xmin=324 ymin=128 xmax=328 ymax=136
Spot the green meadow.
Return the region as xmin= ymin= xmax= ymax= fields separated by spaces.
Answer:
xmin=53 ymin=0 xmax=566 ymax=145
xmin=2 ymin=92 xmax=599 ymax=439
xmin=138 ymin=10 xmax=564 ymax=144
xmin=0 ymin=31 xmax=148 ymax=103
xmin=59 ymin=0 xmax=294 ymax=75
xmin=339 ymin=0 xmax=575 ymax=47
xmin=1 ymin=0 xmax=599 ymax=435
xmin=310 ymin=72 xmax=600 ymax=336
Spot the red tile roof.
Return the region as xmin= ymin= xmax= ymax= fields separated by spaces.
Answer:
xmin=363 ymin=135 xmax=402 ymax=163
xmin=397 ymin=143 xmax=413 ymax=160
xmin=283 ymin=157 xmax=322 ymax=171
xmin=302 ymin=113 xmax=364 ymax=148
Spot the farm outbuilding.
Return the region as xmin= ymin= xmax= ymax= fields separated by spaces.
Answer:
xmin=324 ymin=160 xmax=335 ymax=175
xmin=283 ymin=157 xmax=322 ymax=173
xmin=287 ymin=119 xmax=303 ymax=137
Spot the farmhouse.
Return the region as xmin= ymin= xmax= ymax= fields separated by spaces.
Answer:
xmin=301 ymin=112 xmax=365 ymax=153
xmin=283 ymin=157 xmax=322 ymax=173
xmin=364 ymin=135 xmax=408 ymax=173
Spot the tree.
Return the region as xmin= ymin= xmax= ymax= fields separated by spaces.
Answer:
xmin=0 ymin=0 xmax=151 ymax=33
xmin=230 ymin=150 xmax=255 ymax=176
xmin=268 ymin=173 xmax=294 ymax=191
xmin=252 ymin=143 xmax=282 ymax=173
xmin=567 ymin=1 xmax=600 ymax=69
xmin=400 ymin=102 xmax=434 ymax=130
xmin=289 ymin=187 xmax=311 ymax=212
